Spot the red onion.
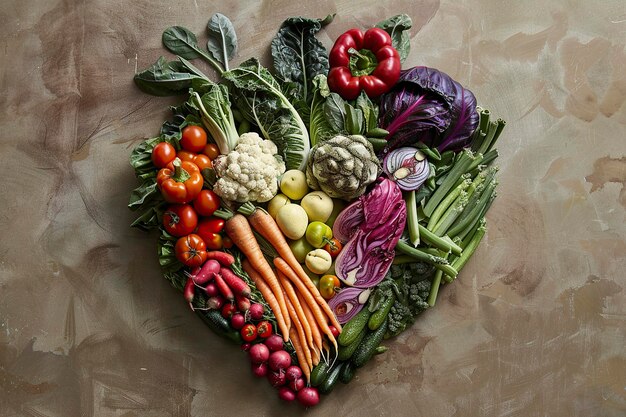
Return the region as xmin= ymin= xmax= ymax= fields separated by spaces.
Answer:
xmin=383 ymin=147 xmax=429 ymax=191
xmin=328 ymin=287 xmax=371 ymax=324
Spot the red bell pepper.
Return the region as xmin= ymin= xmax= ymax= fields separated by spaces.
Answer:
xmin=328 ymin=28 xmax=401 ymax=100
xmin=156 ymin=158 xmax=203 ymax=203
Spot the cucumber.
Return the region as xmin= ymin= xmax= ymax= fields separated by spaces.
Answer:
xmin=368 ymin=291 xmax=395 ymax=331
xmin=338 ymin=327 xmax=367 ymax=361
xmin=365 ymin=137 xmax=387 ymax=152
xmin=352 ymin=318 xmax=389 ymax=368
xmin=197 ymin=310 xmax=242 ymax=344
xmin=319 ymin=362 xmax=343 ymax=394
xmin=339 ymin=361 xmax=356 ymax=384
xmin=367 ymin=127 xmax=390 ymax=138
xmin=310 ymin=361 xmax=330 ymax=387
xmin=374 ymin=345 xmax=388 ymax=355
xmin=338 ymin=307 xmax=372 ymax=346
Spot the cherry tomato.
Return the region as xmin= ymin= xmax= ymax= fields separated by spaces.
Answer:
xmin=193 ymin=190 xmax=221 ymax=217
xmin=203 ymin=143 xmax=220 ymax=160
xmin=328 ymin=325 xmax=340 ymax=338
xmin=151 ymin=142 xmax=176 ymax=168
xmin=175 ymin=234 xmax=207 ymax=268
xmin=241 ymin=323 xmax=258 ymax=342
xmin=222 ymin=236 xmax=234 ymax=249
xmin=178 ymin=150 xmax=212 ymax=171
xmin=162 ymin=204 xmax=198 ymax=237
xmin=198 ymin=232 xmax=223 ymax=250
xmin=256 ymin=321 xmax=273 ymax=338
xmin=319 ymin=275 xmax=340 ymax=300
xmin=323 ymin=238 xmax=343 ymax=259
xmin=197 ymin=217 xmax=225 ymax=234
xmin=221 ymin=303 xmax=237 ymax=319
xmin=181 ymin=125 xmax=208 ymax=153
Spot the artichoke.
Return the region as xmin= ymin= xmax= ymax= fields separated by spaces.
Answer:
xmin=306 ymin=134 xmax=381 ymax=200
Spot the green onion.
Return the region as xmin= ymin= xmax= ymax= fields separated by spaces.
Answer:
xmin=405 ymin=190 xmax=420 ymax=246
xmin=395 ymin=241 xmax=458 ymax=278
xmin=423 ymin=150 xmax=476 ymax=217
xmin=426 ymin=177 xmax=471 ymax=230
xmin=418 ymin=224 xmax=462 ymax=256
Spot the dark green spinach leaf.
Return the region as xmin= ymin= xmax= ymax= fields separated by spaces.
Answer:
xmin=270 ymin=15 xmax=334 ymax=103
xmin=375 ymin=14 xmax=412 ymax=63
xmin=133 ymin=56 xmax=202 ymax=96
xmin=206 ymin=13 xmax=238 ymax=71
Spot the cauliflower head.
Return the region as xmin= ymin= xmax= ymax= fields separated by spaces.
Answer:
xmin=212 ymin=132 xmax=286 ymax=203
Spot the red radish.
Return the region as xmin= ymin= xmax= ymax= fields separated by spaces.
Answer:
xmin=221 ymin=303 xmax=237 ymax=319
xmin=230 ymin=312 xmax=245 ymax=330
xmin=220 ymin=267 xmax=251 ymax=297
xmin=206 ymin=251 xmax=235 ymax=266
xmin=285 ymin=365 xmax=302 ymax=382
xmin=236 ymin=295 xmax=251 ymax=312
xmin=251 ymin=362 xmax=268 ymax=378
xmin=267 ymin=371 xmax=287 ymax=387
xmin=183 ymin=277 xmax=195 ymax=310
xmin=264 ymin=334 xmax=284 ymax=352
xmin=204 ymin=282 xmax=219 ymax=297
xmin=207 ymin=295 xmax=225 ymax=310
xmin=278 ymin=387 xmax=296 ymax=402
xmin=249 ymin=343 xmax=270 ymax=364
xmin=268 ymin=350 xmax=292 ymax=371
xmin=214 ymin=273 xmax=234 ymax=301
xmin=329 ymin=325 xmax=340 ymax=338
xmin=241 ymin=343 xmax=251 ymax=352
xmin=289 ymin=377 xmax=305 ymax=392
xmin=297 ymin=387 xmax=320 ymax=407
xmin=248 ymin=303 xmax=264 ymax=321
xmin=194 ymin=259 xmax=220 ymax=285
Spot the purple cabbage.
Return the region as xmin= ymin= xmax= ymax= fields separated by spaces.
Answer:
xmin=379 ymin=66 xmax=479 ymax=152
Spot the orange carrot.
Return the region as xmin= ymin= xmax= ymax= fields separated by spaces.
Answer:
xmin=274 ymin=257 xmax=339 ymax=353
xmin=248 ymin=209 xmax=342 ymax=330
xmin=289 ymin=327 xmax=310 ymax=383
xmin=225 ymin=214 xmax=291 ymax=333
xmin=242 ymin=259 xmax=290 ymax=341
xmin=276 ymin=269 xmax=314 ymax=352
xmin=282 ymin=287 xmax=313 ymax=373
xmin=298 ymin=291 xmax=322 ymax=362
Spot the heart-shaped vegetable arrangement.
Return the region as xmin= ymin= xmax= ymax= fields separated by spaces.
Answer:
xmin=128 ymin=12 xmax=506 ymax=408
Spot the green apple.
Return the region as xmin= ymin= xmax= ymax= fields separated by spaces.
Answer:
xmin=276 ymin=203 xmax=308 ymax=239
xmin=288 ymin=237 xmax=314 ymax=264
xmin=267 ymin=193 xmax=291 ymax=219
xmin=280 ymin=169 xmax=309 ymax=200
xmin=326 ymin=198 xmax=348 ymax=228
xmin=300 ymin=191 xmax=333 ymax=222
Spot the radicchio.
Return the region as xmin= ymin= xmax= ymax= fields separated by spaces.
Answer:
xmin=379 ymin=66 xmax=479 ymax=153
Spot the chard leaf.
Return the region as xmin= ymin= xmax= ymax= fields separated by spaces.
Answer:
xmin=270 ymin=15 xmax=334 ymax=103
xmin=375 ymin=14 xmax=412 ymax=63
xmin=324 ymin=92 xmax=347 ymax=134
xmin=309 ymin=75 xmax=334 ymax=146
xmin=206 ymin=13 xmax=238 ymax=71
xmin=356 ymin=91 xmax=379 ymax=133
xmin=223 ymin=58 xmax=310 ymax=170
xmin=133 ymin=56 xmax=202 ymax=96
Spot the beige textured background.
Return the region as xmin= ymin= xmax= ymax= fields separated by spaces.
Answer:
xmin=1 ymin=0 xmax=625 ymax=416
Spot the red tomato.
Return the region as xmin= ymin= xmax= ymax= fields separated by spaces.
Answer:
xmin=162 ymin=204 xmax=198 ymax=237
xmin=193 ymin=190 xmax=220 ymax=217
xmin=323 ymin=238 xmax=343 ymax=259
xmin=256 ymin=321 xmax=273 ymax=338
xmin=178 ymin=150 xmax=212 ymax=171
xmin=151 ymin=142 xmax=176 ymax=168
xmin=197 ymin=217 xmax=225 ymax=234
xmin=174 ymin=234 xmax=207 ymax=268
xmin=328 ymin=325 xmax=340 ymax=339
xmin=241 ymin=323 xmax=258 ymax=342
xmin=319 ymin=275 xmax=340 ymax=300
xmin=203 ymin=143 xmax=220 ymax=160
xmin=221 ymin=303 xmax=237 ymax=319
xmin=181 ymin=125 xmax=208 ymax=153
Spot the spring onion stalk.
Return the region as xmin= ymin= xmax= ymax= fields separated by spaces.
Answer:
xmin=395 ymin=241 xmax=458 ymax=278
xmin=470 ymin=108 xmax=490 ymax=150
xmin=418 ymin=224 xmax=462 ymax=256
xmin=433 ymin=191 xmax=469 ymax=236
xmin=423 ymin=150 xmax=476 ymax=217
xmin=454 ymin=180 xmax=497 ymax=241
xmin=468 ymin=149 xmax=498 ymax=173
xmin=405 ymin=190 xmax=420 ymax=246
xmin=392 ymin=254 xmax=417 ymax=264
xmin=452 ymin=220 xmax=487 ymax=272
xmin=447 ymin=168 xmax=498 ymax=237
xmin=487 ymin=119 xmax=506 ymax=153
xmin=426 ymin=177 xmax=471 ymax=230
xmin=477 ymin=119 xmax=505 ymax=156
xmin=427 ymin=251 xmax=449 ymax=306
